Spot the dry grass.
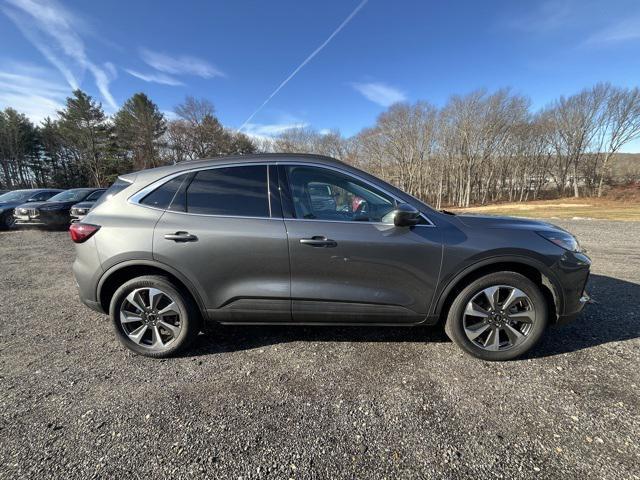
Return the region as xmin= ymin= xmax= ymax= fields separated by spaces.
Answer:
xmin=452 ymin=197 xmax=640 ymax=221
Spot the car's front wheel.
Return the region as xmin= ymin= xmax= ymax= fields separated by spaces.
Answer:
xmin=0 ymin=212 xmax=15 ymax=230
xmin=109 ymin=275 xmax=201 ymax=358
xmin=445 ymin=271 xmax=548 ymax=361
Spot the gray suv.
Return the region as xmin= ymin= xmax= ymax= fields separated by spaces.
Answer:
xmin=72 ymin=154 xmax=591 ymax=360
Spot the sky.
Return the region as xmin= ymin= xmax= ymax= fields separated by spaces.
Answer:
xmin=2 ymin=0 xmax=640 ymax=150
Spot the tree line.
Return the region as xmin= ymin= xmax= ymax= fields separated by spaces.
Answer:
xmin=269 ymin=83 xmax=640 ymax=207
xmin=0 ymin=91 xmax=256 ymax=189
xmin=1 ymin=83 xmax=639 ymax=207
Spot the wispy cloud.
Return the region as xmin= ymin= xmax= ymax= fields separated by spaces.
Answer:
xmin=238 ymin=0 xmax=369 ymax=132
xmin=1 ymin=0 xmax=117 ymax=110
xmin=125 ymin=69 xmax=184 ymax=86
xmin=139 ymin=48 xmax=225 ymax=78
xmin=243 ymin=121 xmax=309 ymax=138
xmin=507 ymin=0 xmax=573 ymax=33
xmin=0 ymin=62 xmax=68 ymax=122
xmin=584 ymin=16 xmax=640 ymax=45
xmin=351 ymin=82 xmax=406 ymax=107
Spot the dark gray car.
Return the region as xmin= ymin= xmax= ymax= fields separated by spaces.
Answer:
xmin=70 ymin=188 xmax=107 ymax=222
xmin=71 ymin=154 xmax=591 ymax=360
xmin=0 ymin=188 xmax=63 ymax=229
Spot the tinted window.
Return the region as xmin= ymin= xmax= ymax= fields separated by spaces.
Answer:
xmin=140 ymin=176 xmax=187 ymax=209
xmin=32 ymin=191 xmax=56 ymax=201
xmin=47 ymin=189 xmax=92 ymax=202
xmin=186 ymin=166 xmax=269 ymax=217
xmin=0 ymin=190 xmax=34 ymax=202
xmin=285 ymin=166 xmax=396 ymax=222
xmin=85 ymin=190 xmax=105 ymax=202
xmin=93 ymin=178 xmax=132 ymax=208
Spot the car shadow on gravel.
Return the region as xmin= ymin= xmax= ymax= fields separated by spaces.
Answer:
xmin=188 ymin=274 xmax=639 ymax=359
xmin=188 ymin=324 xmax=449 ymax=357
xmin=527 ymin=274 xmax=640 ymax=358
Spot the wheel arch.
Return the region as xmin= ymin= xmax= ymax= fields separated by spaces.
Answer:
xmin=432 ymin=256 xmax=563 ymax=325
xmin=97 ymin=260 xmax=207 ymax=317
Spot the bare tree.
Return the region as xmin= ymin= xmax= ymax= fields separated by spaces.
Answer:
xmin=545 ymin=84 xmax=610 ymax=197
xmin=593 ymin=86 xmax=640 ymax=196
xmin=166 ymin=97 xmax=256 ymax=161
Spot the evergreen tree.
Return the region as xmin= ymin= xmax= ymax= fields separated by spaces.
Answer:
xmin=57 ymin=90 xmax=111 ymax=186
xmin=0 ymin=108 xmax=40 ymax=188
xmin=114 ymin=93 xmax=166 ymax=170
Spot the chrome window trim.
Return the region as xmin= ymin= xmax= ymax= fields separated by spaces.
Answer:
xmin=128 ymin=160 xmax=435 ymax=227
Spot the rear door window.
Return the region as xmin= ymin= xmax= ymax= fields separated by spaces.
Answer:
xmin=185 ymin=166 xmax=269 ymax=217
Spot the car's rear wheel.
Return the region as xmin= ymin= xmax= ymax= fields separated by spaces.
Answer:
xmin=445 ymin=271 xmax=548 ymax=361
xmin=109 ymin=275 xmax=200 ymax=358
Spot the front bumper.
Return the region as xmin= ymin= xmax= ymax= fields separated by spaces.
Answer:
xmin=553 ymin=251 xmax=591 ymax=325
xmin=14 ymin=211 xmax=70 ymax=226
xmin=14 ymin=218 xmax=47 ymax=226
xmin=557 ymin=291 xmax=590 ymax=325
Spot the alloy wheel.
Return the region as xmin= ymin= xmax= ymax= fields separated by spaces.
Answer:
xmin=119 ymin=287 xmax=182 ymax=351
xmin=462 ymin=285 xmax=536 ymax=352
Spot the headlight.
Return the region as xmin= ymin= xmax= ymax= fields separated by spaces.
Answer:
xmin=537 ymin=231 xmax=581 ymax=252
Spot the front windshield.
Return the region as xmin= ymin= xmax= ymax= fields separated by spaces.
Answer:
xmin=47 ymin=189 xmax=91 ymax=203
xmin=0 ymin=190 xmax=31 ymax=202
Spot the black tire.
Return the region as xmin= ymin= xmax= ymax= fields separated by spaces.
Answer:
xmin=0 ymin=212 xmax=15 ymax=230
xmin=444 ymin=271 xmax=548 ymax=361
xmin=109 ymin=275 xmax=201 ymax=358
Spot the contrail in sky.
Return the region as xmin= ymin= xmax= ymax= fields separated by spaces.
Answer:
xmin=238 ymin=0 xmax=369 ymax=132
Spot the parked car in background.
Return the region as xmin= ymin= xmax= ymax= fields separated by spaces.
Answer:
xmin=70 ymin=189 xmax=107 ymax=222
xmin=14 ymin=188 xmax=104 ymax=228
xmin=0 ymin=189 xmax=63 ymax=229
xmin=71 ymin=154 xmax=591 ymax=361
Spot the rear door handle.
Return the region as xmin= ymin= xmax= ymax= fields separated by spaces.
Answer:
xmin=164 ymin=231 xmax=198 ymax=242
xmin=300 ymin=236 xmax=337 ymax=247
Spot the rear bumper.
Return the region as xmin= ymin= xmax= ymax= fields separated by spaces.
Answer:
xmin=72 ymin=236 xmax=105 ymax=314
xmin=79 ymin=296 xmax=105 ymax=314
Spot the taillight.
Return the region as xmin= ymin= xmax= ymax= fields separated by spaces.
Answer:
xmin=69 ymin=223 xmax=100 ymax=243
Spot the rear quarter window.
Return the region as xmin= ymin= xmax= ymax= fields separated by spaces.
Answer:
xmin=140 ymin=175 xmax=189 ymax=210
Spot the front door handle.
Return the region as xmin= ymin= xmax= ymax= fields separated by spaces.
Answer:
xmin=164 ymin=231 xmax=198 ymax=242
xmin=300 ymin=236 xmax=337 ymax=247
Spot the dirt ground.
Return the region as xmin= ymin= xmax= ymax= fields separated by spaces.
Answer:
xmin=0 ymin=220 xmax=638 ymax=479
xmin=453 ymin=190 xmax=640 ymax=221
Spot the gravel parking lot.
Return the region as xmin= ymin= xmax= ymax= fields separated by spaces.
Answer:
xmin=1 ymin=219 xmax=638 ymax=479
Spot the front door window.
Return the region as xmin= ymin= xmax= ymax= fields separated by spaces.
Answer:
xmin=284 ymin=165 xmax=396 ymax=223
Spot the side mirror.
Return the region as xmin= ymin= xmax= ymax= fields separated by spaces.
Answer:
xmin=387 ymin=203 xmax=421 ymax=227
